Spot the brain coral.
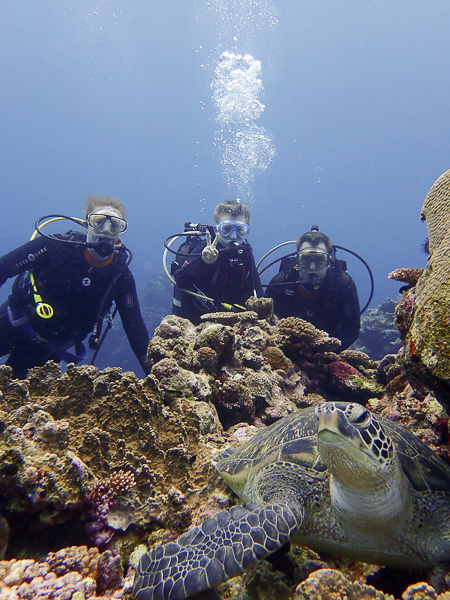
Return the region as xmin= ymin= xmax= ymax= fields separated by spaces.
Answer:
xmin=421 ymin=168 xmax=450 ymax=254
xmin=405 ymin=169 xmax=450 ymax=387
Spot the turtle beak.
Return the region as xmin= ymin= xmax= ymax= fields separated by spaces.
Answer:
xmin=317 ymin=409 xmax=353 ymax=441
xmin=317 ymin=407 xmax=365 ymax=454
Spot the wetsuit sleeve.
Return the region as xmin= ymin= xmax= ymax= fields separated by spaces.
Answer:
xmin=0 ymin=237 xmax=57 ymax=287
xmin=114 ymin=269 xmax=151 ymax=376
xmin=334 ymin=274 xmax=360 ymax=349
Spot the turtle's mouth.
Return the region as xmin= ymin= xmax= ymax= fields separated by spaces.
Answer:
xmin=317 ymin=429 xmax=346 ymax=446
xmin=317 ymin=427 xmax=369 ymax=468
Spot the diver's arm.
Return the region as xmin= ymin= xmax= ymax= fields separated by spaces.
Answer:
xmin=114 ymin=269 xmax=151 ymax=376
xmin=0 ymin=237 xmax=57 ymax=287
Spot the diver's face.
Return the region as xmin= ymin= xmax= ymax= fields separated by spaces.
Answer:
xmin=87 ymin=207 xmax=124 ymax=244
xmin=86 ymin=206 xmax=126 ymax=259
xmin=215 ymin=213 xmax=250 ymax=247
xmin=297 ymin=241 xmax=330 ymax=283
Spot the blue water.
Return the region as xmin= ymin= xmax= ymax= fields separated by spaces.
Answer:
xmin=1 ymin=1 xmax=449 ymax=372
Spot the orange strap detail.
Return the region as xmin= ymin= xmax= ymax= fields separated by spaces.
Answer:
xmin=84 ymin=248 xmax=114 ymax=267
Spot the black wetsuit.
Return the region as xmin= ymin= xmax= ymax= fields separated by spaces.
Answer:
xmin=172 ymin=239 xmax=263 ymax=325
xmin=266 ymin=258 xmax=360 ymax=350
xmin=0 ymin=231 xmax=150 ymax=378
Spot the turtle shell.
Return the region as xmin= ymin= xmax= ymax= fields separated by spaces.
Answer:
xmin=216 ymin=407 xmax=326 ymax=494
xmin=216 ymin=405 xmax=450 ymax=495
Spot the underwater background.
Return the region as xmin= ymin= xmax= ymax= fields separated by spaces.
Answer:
xmin=1 ymin=0 xmax=450 ymax=374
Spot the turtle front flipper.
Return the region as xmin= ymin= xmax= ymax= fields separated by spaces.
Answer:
xmin=133 ymin=502 xmax=304 ymax=600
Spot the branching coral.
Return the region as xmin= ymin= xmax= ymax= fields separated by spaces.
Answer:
xmin=85 ymin=470 xmax=137 ymax=547
xmin=89 ymin=470 xmax=136 ymax=509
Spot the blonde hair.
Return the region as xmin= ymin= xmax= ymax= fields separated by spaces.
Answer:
xmin=85 ymin=195 xmax=126 ymax=219
xmin=213 ymin=199 xmax=251 ymax=224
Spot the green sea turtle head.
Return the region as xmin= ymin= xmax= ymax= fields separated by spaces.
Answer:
xmin=316 ymin=402 xmax=395 ymax=490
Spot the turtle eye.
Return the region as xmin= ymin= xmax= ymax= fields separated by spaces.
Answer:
xmin=352 ymin=409 xmax=371 ymax=427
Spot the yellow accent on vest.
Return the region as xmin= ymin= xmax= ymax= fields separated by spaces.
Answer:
xmin=29 ymin=271 xmax=54 ymax=319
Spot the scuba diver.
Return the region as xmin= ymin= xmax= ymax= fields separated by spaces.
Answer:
xmin=168 ymin=200 xmax=263 ymax=325
xmin=0 ymin=196 xmax=151 ymax=379
xmin=265 ymin=226 xmax=361 ymax=350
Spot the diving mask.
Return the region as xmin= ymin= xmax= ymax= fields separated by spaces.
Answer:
xmin=87 ymin=213 xmax=127 ymax=234
xmin=297 ymin=249 xmax=330 ymax=270
xmin=217 ymin=221 xmax=250 ymax=239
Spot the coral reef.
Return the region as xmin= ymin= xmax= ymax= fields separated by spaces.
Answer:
xmin=0 ymin=546 xmax=131 ymax=599
xmin=0 ymin=361 xmax=227 ymax=562
xmin=296 ymin=568 xmax=394 ymax=600
xmin=0 ymin=295 xmax=449 ymax=599
xmin=396 ymin=169 xmax=450 ymax=401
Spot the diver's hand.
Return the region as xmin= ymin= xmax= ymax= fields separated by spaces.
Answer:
xmin=202 ymin=232 xmax=219 ymax=264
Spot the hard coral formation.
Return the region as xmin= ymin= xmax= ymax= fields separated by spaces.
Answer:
xmin=297 ymin=568 xmax=394 ymax=599
xmin=2 ymin=290 xmax=450 ymax=600
xmin=0 ymin=404 xmax=96 ymax=518
xmin=399 ymin=169 xmax=450 ymax=398
xmin=147 ymin=315 xmax=197 ymax=368
xmin=274 ymin=317 xmax=341 ymax=356
xmin=0 ymin=361 xmax=226 ymax=561
xmin=0 ymin=546 xmax=127 ymax=599
xmin=325 ymin=360 xmax=385 ymax=401
xmin=245 ymin=295 xmax=275 ymax=321
xmin=85 ymin=470 xmax=137 ymax=548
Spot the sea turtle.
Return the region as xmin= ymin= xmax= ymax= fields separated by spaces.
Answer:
xmin=133 ymin=401 xmax=450 ymax=600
